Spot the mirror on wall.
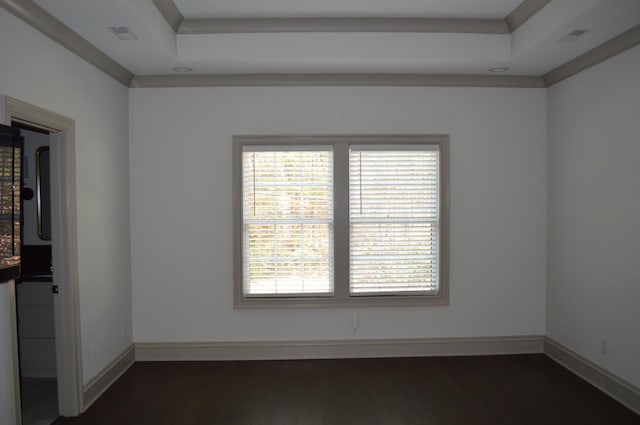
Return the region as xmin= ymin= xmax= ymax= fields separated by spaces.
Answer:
xmin=36 ymin=146 xmax=51 ymax=241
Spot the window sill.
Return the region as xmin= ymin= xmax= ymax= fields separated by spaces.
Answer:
xmin=234 ymin=293 xmax=449 ymax=309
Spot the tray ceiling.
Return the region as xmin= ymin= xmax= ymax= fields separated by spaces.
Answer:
xmin=4 ymin=0 xmax=639 ymax=83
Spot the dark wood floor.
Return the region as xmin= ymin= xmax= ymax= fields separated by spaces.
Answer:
xmin=60 ymin=354 xmax=639 ymax=425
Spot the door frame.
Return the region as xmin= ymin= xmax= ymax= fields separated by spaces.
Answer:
xmin=3 ymin=96 xmax=83 ymax=418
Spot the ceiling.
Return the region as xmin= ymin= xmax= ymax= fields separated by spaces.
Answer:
xmin=11 ymin=0 xmax=640 ymax=80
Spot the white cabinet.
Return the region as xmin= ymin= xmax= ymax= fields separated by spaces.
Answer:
xmin=16 ymin=281 xmax=56 ymax=378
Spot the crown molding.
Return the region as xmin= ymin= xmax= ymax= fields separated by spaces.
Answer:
xmin=544 ymin=24 xmax=640 ymax=87
xmin=174 ymin=0 xmax=548 ymax=35
xmin=2 ymin=0 xmax=638 ymax=89
xmin=0 ymin=0 xmax=133 ymax=87
xmin=130 ymin=73 xmax=545 ymax=88
xmin=173 ymin=0 xmax=549 ymax=35
xmin=506 ymin=0 xmax=551 ymax=32
xmin=151 ymin=0 xmax=183 ymax=33
xmin=179 ymin=17 xmax=509 ymax=34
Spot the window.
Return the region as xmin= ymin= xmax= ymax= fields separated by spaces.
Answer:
xmin=241 ymin=145 xmax=334 ymax=296
xmin=233 ymin=135 xmax=449 ymax=307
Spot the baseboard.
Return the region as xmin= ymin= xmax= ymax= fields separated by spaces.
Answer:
xmin=135 ymin=335 xmax=544 ymax=361
xmin=82 ymin=344 xmax=135 ymax=410
xmin=76 ymin=336 xmax=640 ymax=418
xmin=544 ymin=337 xmax=640 ymax=416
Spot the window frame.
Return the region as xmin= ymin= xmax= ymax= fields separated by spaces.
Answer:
xmin=233 ymin=135 xmax=449 ymax=308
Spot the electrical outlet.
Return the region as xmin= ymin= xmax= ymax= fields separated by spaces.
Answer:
xmin=351 ymin=313 xmax=359 ymax=333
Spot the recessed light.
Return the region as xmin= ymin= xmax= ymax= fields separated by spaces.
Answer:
xmin=108 ymin=26 xmax=138 ymax=40
xmin=488 ymin=67 xmax=510 ymax=73
xmin=172 ymin=67 xmax=194 ymax=73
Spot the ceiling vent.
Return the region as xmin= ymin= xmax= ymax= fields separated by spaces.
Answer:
xmin=556 ymin=29 xmax=589 ymax=43
xmin=108 ymin=26 xmax=138 ymax=40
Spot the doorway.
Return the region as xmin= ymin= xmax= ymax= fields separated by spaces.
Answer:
xmin=13 ymin=122 xmax=58 ymax=425
xmin=3 ymin=96 xmax=83 ymax=423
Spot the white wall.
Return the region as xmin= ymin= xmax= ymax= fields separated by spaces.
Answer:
xmin=0 ymin=7 xmax=132 ymax=388
xmin=130 ymin=86 xmax=547 ymax=343
xmin=547 ymin=46 xmax=640 ymax=388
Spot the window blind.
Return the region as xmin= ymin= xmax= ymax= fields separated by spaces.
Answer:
xmin=242 ymin=146 xmax=334 ymax=296
xmin=349 ymin=146 xmax=440 ymax=295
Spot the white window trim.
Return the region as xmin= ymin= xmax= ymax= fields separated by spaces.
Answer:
xmin=233 ymin=135 xmax=450 ymax=308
